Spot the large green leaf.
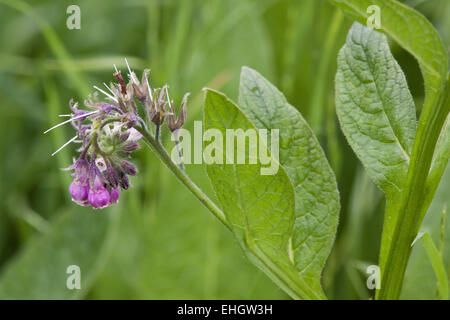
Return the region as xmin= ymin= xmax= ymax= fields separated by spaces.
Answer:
xmin=328 ymin=0 xmax=448 ymax=105
xmin=203 ymin=89 xmax=325 ymax=299
xmin=238 ymin=67 xmax=339 ymax=293
xmin=335 ymin=23 xmax=418 ymax=270
xmin=336 ymin=22 xmax=416 ymax=195
xmin=0 ymin=208 xmax=118 ymax=299
xmin=329 ymin=0 xmax=449 ymax=239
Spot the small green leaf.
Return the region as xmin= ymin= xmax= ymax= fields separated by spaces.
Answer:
xmin=203 ymin=89 xmax=324 ymax=300
xmin=238 ymin=67 xmax=339 ymax=293
xmin=0 ymin=208 xmax=118 ymax=299
xmin=328 ymin=0 xmax=448 ymax=103
xmin=413 ymin=232 xmax=449 ymax=300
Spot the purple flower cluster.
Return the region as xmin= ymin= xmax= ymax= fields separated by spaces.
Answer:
xmin=61 ymin=92 xmax=142 ymax=209
xmin=67 ymin=156 xmax=131 ymax=209
xmin=45 ymin=59 xmax=188 ymax=210
xmin=63 ymin=118 xmax=142 ymax=209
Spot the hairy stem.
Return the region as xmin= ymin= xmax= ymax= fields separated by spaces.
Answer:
xmin=172 ymin=130 xmax=185 ymax=171
xmin=100 ymin=117 xmax=122 ymax=129
xmin=135 ymin=125 xmax=230 ymax=229
xmin=155 ymin=124 xmax=161 ymax=142
xmin=377 ymin=82 xmax=450 ymax=300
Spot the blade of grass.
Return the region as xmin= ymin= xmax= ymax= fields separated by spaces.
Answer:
xmin=439 ymin=206 xmax=447 ymax=255
xmin=0 ymin=0 xmax=89 ymax=97
xmin=280 ymin=0 xmax=315 ymax=97
xmin=146 ymin=0 xmax=160 ymax=67
xmin=309 ymin=9 xmax=343 ymax=137
xmin=165 ymin=0 xmax=193 ymax=87
xmin=415 ymin=232 xmax=449 ymax=300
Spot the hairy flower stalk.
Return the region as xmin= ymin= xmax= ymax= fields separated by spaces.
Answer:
xmin=45 ymin=59 xmax=228 ymax=225
xmin=168 ymin=92 xmax=189 ymax=171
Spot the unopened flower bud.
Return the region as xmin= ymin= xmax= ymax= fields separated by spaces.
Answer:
xmin=132 ymin=69 xmax=150 ymax=102
xmin=101 ymin=103 xmax=115 ymax=114
xmin=149 ymin=87 xmax=168 ymax=125
xmin=150 ymin=111 xmax=163 ymax=125
xmin=103 ymin=167 xmax=119 ymax=188
xmin=121 ymin=160 xmax=138 ymax=176
xmin=118 ymin=131 xmax=131 ymax=143
xmin=118 ymin=172 xmax=130 ymax=190
xmin=167 ymin=93 xmax=189 ymax=132
xmin=122 ymin=141 xmax=140 ymax=152
xmin=114 ymin=71 xmax=127 ymax=96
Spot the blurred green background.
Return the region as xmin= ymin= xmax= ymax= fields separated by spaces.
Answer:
xmin=0 ymin=0 xmax=448 ymax=299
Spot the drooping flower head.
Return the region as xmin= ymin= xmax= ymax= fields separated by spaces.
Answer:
xmin=45 ymin=59 xmax=189 ymax=210
xmin=45 ymin=60 xmax=148 ymax=209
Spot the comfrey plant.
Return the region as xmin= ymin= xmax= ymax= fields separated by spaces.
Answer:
xmin=47 ymin=60 xmax=339 ymax=300
xmin=46 ymin=0 xmax=449 ymax=300
xmin=330 ymin=0 xmax=450 ymax=300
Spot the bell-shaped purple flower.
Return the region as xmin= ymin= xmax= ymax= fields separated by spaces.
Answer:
xmin=69 ymin=179 xmax=89 ymax=206
xmin=88 ymin=175 xmax=111 ymax=209
xmin=65 ymin=157 xmax=90 ymax=205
